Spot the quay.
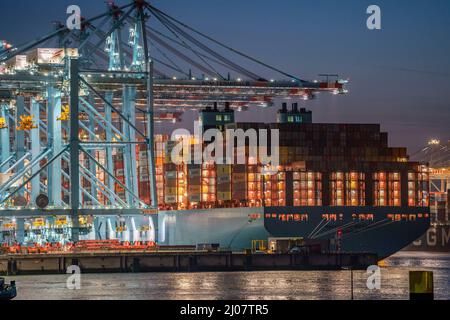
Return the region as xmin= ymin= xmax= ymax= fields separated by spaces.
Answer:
xmin=0 ymin=251 xmax=378 ymax=275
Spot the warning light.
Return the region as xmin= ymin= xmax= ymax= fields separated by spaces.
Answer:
xmin=16 ymin=115 xmax=38 ymax=131
xmin=57 ymin=105 xmax=70 ymax=121
xmin=0 ymin=117 xmax=8 ymax=130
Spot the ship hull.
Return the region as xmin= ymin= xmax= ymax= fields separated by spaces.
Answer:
xmin=159 ymin=206 xmax=430 ymax=260
xmin=158 ymin=207 xmax=268 ymax=250
xmin=403 ymin=225 xmax=450 ymax=253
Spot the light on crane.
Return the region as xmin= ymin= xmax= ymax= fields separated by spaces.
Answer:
xmin=0 ymin=117 xmax=8 ymax=129
xmin=57 ymin=105 xmax=88 ymax=121
xmin=428 ymin=139 xmax=440 ymax=145
xmin=57 ymin=105 xmax=70 ymax=121
xmin=16 ymin=115 xmax=38 ymax=131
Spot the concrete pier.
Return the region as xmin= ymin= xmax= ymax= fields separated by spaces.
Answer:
xmin=0 ymin=252 xmax=378 ymax=275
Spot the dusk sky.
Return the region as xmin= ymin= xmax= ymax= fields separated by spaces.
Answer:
xmin=1 ymin=0 xmax=449 ymax=154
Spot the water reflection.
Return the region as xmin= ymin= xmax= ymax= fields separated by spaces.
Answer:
xmin=7 ymin=252 xmax=449 ymax=300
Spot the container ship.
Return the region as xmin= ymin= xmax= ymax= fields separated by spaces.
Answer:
xmin=404 ymin=224 xmax=450 ymax=253
xmin=405 ymin=185 xmax=450 ymax=253
xmin=0 ymin=4 xmax=433 ymax=261
xmin=0 ymin=99 xmax=431 ymax=260
xmin=141 ymin=103 xmax=431 ymax=260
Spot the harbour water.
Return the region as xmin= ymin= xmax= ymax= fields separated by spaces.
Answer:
xmin=7 ymin=252 xmax=450 ymax=300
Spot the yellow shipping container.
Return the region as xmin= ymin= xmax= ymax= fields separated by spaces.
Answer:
xmin=165 ymin=187 xmax=177 ymax=195
xmin=56 ymin=217 xmax=68 ymax=226
xmin=33 ymin=218 xmax=45 ymax=228
xmin=217 ymin=164 xmax=232 ymax=174
xmin=3 ymin=223 xmax=17 ymax=230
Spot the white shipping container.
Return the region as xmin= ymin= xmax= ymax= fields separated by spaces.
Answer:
xmin=5 ymin=55 xmax=28 ymax=70
xmin=27 ymin=48 xmax=79 ymax=65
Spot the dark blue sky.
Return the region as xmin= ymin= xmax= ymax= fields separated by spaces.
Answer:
xmin=1 ymin=0 xmax=449 ymax=153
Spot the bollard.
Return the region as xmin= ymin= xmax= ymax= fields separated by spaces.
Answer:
xmin=409 ymin=271 xmax=434 ymax=300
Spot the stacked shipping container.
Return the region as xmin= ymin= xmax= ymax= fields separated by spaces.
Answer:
xmin=132 ymin=121 xmax=428 ymax=210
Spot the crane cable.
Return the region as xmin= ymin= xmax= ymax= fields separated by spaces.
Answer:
xmin=146 ymin=3 xmax=305 ymax=83
xmin=146 ymin=27 xmax=236 ymax=77
xmin=147 ymin=6 xmax=263 ymax=81
xmin=149 ymin=6 xmax=226 ymax=80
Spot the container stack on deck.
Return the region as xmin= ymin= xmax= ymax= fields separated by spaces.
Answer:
xmin=132 ymin=114 xmax=429 ymax=211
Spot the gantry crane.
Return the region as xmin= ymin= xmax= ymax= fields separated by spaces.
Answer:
xmin=0 ymin=0 xmax=347 ymax=245
xmin=412 ymin=140 xmax=450 ymax=206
